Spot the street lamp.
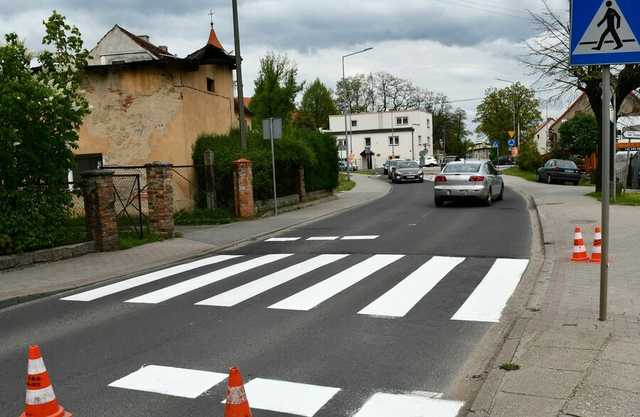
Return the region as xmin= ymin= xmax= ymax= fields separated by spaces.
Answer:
xmin=342 ymin=47 xmax=373 ymax=180
xmin=411 ymin=123 xmax=421 ymax=161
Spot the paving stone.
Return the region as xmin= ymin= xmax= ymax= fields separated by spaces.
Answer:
xmin=533 ymin=328 xmax=609 ymax=350
xmin=564 ymin=384 xmax=640 ymax=417
xmin=518 ymin=345 xmax=599 ymax=372
xmin=602 ymin=340 xmax=640 ymax=366
xmin=490 ymin=392 xmax=564 ymax=417
xmin=501 ymin=367 xmax=582 ymax=399
xmin=586 ymin=360 xmax=640 ymax=393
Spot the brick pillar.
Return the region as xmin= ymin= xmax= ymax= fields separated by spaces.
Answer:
xmin=145 ymin=162 xmax=174 ymax=238
xmin=233 ymin=158 xmax=255 ymax=218
xmin=81 ymin=170 xmax=119 ymax=252
xmin=297 ymin=165 xmax=307 ymax=202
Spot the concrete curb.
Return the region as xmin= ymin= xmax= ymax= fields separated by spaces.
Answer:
xmin=0 ymin=179 xmax=392 ymax=311
xmin=452 ymin=185 xmax=550 ymax=416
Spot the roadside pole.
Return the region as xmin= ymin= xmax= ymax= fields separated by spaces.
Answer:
xmin=600 ymin=66 xmax=611 ymax=321
xmin=612 ymin=92 xmax=617 ymax=203
xmin=263 ymin=118 xmax=283 ymax=216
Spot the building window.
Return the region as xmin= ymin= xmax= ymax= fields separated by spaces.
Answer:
xmin=365 ymin=137 xmax=371 ymax=147
xmin=396 ymin=117 xmax=409 ymax=125
xmin=206 ymin=78 xmax=215 ymax=92
xmin=427 ymin=119 xmax=430 ymax=129
xmin=72 ymin=154 xmax=103 ymax=184
xmin=351 ymin=120 xmax=358 ymax=127
xmin=418 ymin=135 xmax=422 ymax=145
xmin=389 ymin=136 xmax=399 ymax=146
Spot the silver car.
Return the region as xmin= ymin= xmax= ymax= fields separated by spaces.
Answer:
xmin=433 ymin=160 xmax=504 ymax=206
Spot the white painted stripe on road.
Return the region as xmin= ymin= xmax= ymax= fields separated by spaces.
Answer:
xmin=306 ymin=236 xmax=340 ymax=241
xmin=269 ymin=255 xmax=404 ymax=311
xmin=353 ymin=392 xmax=463 ymax=417
xmin=358 ymin=256 xmax=465 ymax=318
xmin=266 ymin=237 xmax=301 ymax=242
xmin=341 ymin=235 xmax=380 ymax=240
xmin=125 ymin=254 xmax=293 ymax=304
xmin=61 ymin=255 xmax=241 ymax=302
xmin=239 ymin=378 xmax=340 ymax=417
xmin=108 ymin=365 xmax=227 ymax=399
xmin=451 ymin=258 xmax=529 ymax=323
xmin=196 ymin=254 xmax=349 ymax=307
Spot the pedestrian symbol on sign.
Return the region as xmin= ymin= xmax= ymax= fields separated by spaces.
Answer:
xmin=573 ymin=0 xmax=640 ymax=55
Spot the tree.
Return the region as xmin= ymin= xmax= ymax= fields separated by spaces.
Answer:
xmin=249 ymin=53 xmax=303 ymax=126
xmin=335 ymin=74 xmax=370 ymax=113
xmin=297 ymin=79 xmax=337 ymax=130
xmin=475 ymin=83 xmax=542 ymax=155
xmin=525 ymin=0 xmax=640 ymax=190
xmin=0 ymin=11 xmax=90 ymax=253
xmin=557 ymin=112 xmax=599 ymax=158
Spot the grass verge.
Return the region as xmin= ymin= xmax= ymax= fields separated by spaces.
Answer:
xmin=587 ymin=191 xmax=640 ymax=206
xmin=174 ymin=208 xmax=236 ymax=226
xmin=337 ymin=173 xmax=356 ymax=192
xmin=118 ymin=231 xmax=164 ymax=250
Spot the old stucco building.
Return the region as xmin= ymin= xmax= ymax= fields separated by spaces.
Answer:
xmin=75 ymin=24 xmax=236 ymax=210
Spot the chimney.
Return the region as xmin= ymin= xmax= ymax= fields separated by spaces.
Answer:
xmin=158 ymin=46 xmax=168 ymax=53
xmin=137 ymin=35 xmax=150 ymax=42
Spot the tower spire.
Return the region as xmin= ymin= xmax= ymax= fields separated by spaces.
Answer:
xmin=207 ymin=8 xmax=224 ymax=49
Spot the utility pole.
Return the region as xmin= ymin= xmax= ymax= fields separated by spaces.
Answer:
xmin=232 ymin=0 xmax=247 ymax=151
xmin=600 ymin=66 xmax=611 ymax=322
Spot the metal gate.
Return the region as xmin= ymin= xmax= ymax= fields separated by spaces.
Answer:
xmin=112 ymin=173 xmax=146 ymax=238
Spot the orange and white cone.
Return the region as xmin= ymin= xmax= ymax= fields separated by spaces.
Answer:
xmin=224 ymin=367 xmax=252 ymax=417
xmin=590 ymin=226 xmax=602 ymax=264
xmin=571 ymin=226 xmax=589 ymax=262
xmin=19 ymin=345 xmax=71 ymax=417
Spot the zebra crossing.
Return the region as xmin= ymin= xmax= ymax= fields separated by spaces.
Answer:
xmin=266 ymin=235 xmax=380 ymax=242
xmin=61 ymin=253 xmax=529 ymax=323
xmin=108 ymin=364 xmax=464 ymax=417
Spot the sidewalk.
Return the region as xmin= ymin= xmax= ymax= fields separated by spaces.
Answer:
xmin=470 ymin=176 xmax=640 ymax=417
xmin=0 ymin=174 xmax=390 ymax=309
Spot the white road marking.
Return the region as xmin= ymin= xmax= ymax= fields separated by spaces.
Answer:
xmin=266 ymin=237 xmax=301 ymax=242
xmin=358 ymin=256 xmax=465 ymax=318
xmin=61 ymin=255 xmax=241 ymax=302
xmin=306 ymin=236 xmax=340 ymax=241
xmin=451 ymin=258 xmax=529 ymax=323
xmin=353 ymin=392 xmax=463 ymax=417
xmin=125 ymin=254 xmax=293 ymax=304
xmin=108 ymin=365 xmax=227 ymax=399
xmin=269 ymin=254 xmax=404 ymax=311
xmin=341 ymin=235 xmax=380 ymax=240
xmin=196 ymin=254 xmax=349 ymax=307
xmin=238 ymin=378 xmax=340 ymax=417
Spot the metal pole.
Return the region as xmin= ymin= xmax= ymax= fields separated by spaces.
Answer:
xmin=600 ymin=65 xmax=611 ymax=322
xmin=232 ymin=0 xmax=247 ymax=151
xmin=613 ymin=92 xmax=617 ymax=202
xmin=411 ymin=129 xmax=415 ymax=161
xmin=137 ymin=175 xmax=143 ymax=239
xmin=342 ymin=56 xmax=351 ymax=181
xmin=270 ymin=119 xmax=278 ymax=216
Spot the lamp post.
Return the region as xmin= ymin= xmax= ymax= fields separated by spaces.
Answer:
xmin=232 ymin=0 xmax=247 ymax=151
xmin=411 ymin=123 xmax=421 ymax=161
xmin=342 ymin=47 xmax=373 ymax=180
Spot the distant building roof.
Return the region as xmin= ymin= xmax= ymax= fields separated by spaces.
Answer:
xmin=207 ymin=27 xmax=224 ymax=50
xmin=235 ymin=97 xmax=252 ymax=115
xmin=116 ymin=25 xmax=174 ymax=59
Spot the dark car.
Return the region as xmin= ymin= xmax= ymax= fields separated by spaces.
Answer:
xmin=537 ymin=159 xmax=582 ymax=185
xmin=391 ymin=160 xmax=424 ymax=183
xmin=493 ymin=156 xmax=515 ymax=166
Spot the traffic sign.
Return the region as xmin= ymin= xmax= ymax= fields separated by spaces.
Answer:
xmin=508 ymin=131 xmax=516 ymax=139
xmin=492 ymin=141 xmax=499 ymax=149
xmin=623 ymin=130 xmax=640 ymax=139
xmin=570 ymin=0 xmax=640 ymax=66
xmin=508 ymin=139 xmax=516 ymax=147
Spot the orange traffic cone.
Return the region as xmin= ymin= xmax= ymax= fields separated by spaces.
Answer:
xmin=571 ymin=226 xmax=589 ymax=262
xmin=19 ymin=345 xmax=71 ymax=417
xmin=224 ymin=367 xmax=252 ymax=417
xmin=590 ymin=226 xmax=602 ymax=264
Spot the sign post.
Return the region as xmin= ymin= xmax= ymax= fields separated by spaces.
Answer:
xmin=570 ymin=0 xmax=640 ymax=321
xmin=263 ymin=118 xmax=283 ymax=215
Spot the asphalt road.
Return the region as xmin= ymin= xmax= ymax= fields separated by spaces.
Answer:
xmin=0 ymin=177 xmax=531 ymax=417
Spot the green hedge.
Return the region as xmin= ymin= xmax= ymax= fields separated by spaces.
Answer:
xmin=0 ymin=187 xmax=82 ymax=255
xmin=193 ymin=128 xmax=338 ymax=209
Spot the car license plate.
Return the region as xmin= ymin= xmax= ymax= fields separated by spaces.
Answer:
xmin=564 ymin=169 xmax=572 ymax=173
xmin=407 ymin=176 xmax=414 ymax=179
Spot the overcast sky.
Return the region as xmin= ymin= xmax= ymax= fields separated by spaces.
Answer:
xmin=0 ymin=0 xmax=578 ymax=139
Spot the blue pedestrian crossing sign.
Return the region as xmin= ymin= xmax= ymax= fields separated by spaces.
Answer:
xmin=492 ymin=141 xmax=499 ymax=149
xmin=508 ymin=139 xmax=516 ymax=147
xmin=571 ymin=0 xmax=640 ymax=66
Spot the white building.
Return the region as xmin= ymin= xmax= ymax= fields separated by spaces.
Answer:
xmin=328 ymin=110 xmax=434 ymax=169
xmin=533 ymin=118 xmax=555 ymax=154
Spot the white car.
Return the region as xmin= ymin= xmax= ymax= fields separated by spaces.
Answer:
xmin=423 ymin=156 xmax=439 ymax=167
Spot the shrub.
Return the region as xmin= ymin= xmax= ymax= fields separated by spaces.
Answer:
xmin=517 ymin=138 xmax=543 ymax=172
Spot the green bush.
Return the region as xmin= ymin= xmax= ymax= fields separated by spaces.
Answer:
xmin=517 ymin=138 xmax=543 ymax=172
xmin=193 ymin=128 xmax=338 ymax=209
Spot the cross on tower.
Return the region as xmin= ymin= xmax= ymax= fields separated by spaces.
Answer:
xmin=209 ymin=8 xmax=214 ymax=28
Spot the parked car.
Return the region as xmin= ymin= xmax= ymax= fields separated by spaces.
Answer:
xmin=383 ymin=160 xmax=391 ymax=175
xmin=493 ymin=156 xmax=514 ymax=166
xmin=537 ymin=159 xmax=581 ymax=185
xmin=423 ymin=156 xmax=439 ymax=167
xmin=387 ymin=159 xmax=401 ymax=179
xmin=440 ymin=155 xmax=462 ymax=168
xmin=391 ymin=160 xmax=424 ymax=183
xmin=433 ymin=160 xmax=504 ymax=207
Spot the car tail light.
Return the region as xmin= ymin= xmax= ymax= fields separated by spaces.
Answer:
xmin=469 ymin=176 xmax=485 ymax=182
xmin=435 ymin=175 xmax=447 ymax=182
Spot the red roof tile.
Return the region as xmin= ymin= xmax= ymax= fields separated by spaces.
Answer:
xmin=208 ymin=28 xmax=224 ymax=50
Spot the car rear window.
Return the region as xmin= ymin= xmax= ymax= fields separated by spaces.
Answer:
xmin=444 ymin=163 xmax=481 ymax=173
xmin=557 ymin=160 xmax=578 ymax=169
